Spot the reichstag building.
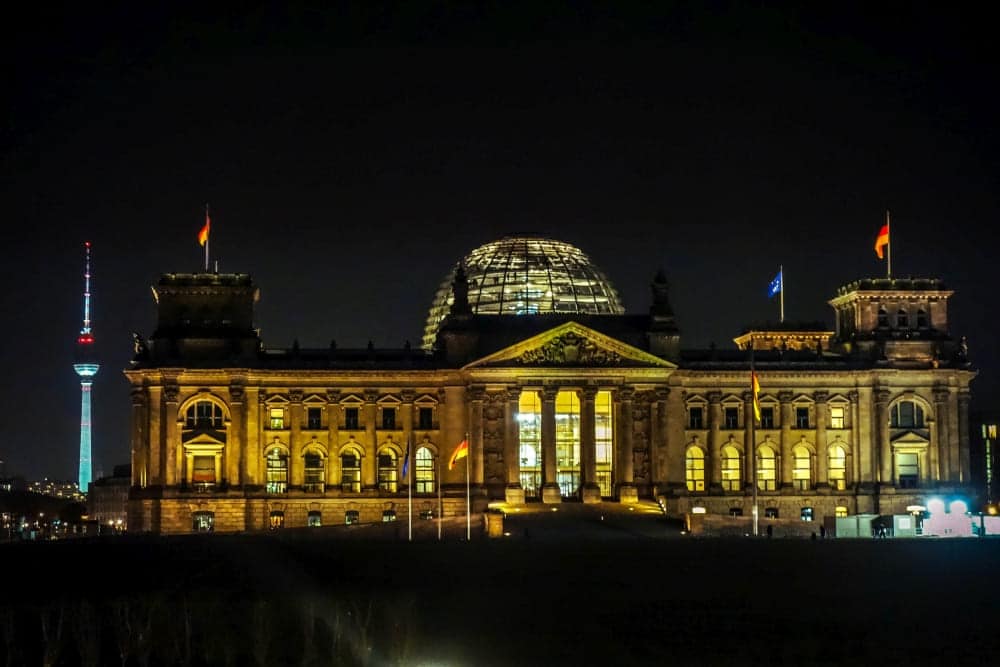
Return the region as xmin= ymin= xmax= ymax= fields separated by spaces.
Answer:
xmin=124 ymin=236 xmax=975 ymax=533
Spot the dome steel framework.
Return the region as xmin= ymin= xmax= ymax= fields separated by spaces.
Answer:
xmin=422 ymin=236 xmax=625 ymax=350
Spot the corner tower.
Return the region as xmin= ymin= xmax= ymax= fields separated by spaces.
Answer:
xmin=73 ymin=242 xmax=99 ymax=494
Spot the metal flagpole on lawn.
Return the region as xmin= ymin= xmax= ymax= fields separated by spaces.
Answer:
xmin=751 ymin=336 xmax=759 ymax=537
xmin=779 ymin=265 xmax=784 ymax=324
xmin=886 ymin=209 xmax=892 ymax=279
xmin=465 ymin=431 xmax=471 ymax=541
xmin=204 ymin=204 xmax=210 ymax=272
xmin=407 ymin=434 xmax=412 ymax=542
xmin=437 ymin=457 xmax=442 ymax=541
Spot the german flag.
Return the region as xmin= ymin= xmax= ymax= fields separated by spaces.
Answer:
xmin=449 ymin=439 xmax=469 ymax=470
xmin=874 ymin=223 xmax=889 ymax=259
xmin=752 ymin=372 xmax=762 ymax=422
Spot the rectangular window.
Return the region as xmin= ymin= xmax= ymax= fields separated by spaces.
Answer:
xmin=897 ymin=452 xmax=919 ymax=488
xmin=830 ymin=406 xmax=845 ymax=429
xmin=345 ymin=510 xmax=360 ymax=525
xmin=344 ymin=407 xmax=360 ymax=430
xmin=418 ymin=407 xmax=433 ymax=430
xmin=304 ymin=454 xmax=324 ymax=491
xmin=307 ymin=511 xmax=322 ymax=527
xmin=381 ymin=408 xmax=396 ymax=430
xmin=688 ymin=407 xmax=704 ymax=429
xmin=835 ymin=506 xmax=848 ymax=518
xmin=800 ymin=507 xmax=814 ymax=522
xmin=269 ymin=408 xmax=285 ymax=430
xmin=307 ymin=407 xmax=322 ymax=430
xmin=760 ymin=407 xmax=774 ymax=429
xmin=724 ymin=407 xmax=739 ymax=429
xmin=795 ymin=407 xmax=810 ymax=429
xmin=765 ymin=507 xmax=779 ymax=519
xmin=191 ymin=455 xmax=215 ymax=489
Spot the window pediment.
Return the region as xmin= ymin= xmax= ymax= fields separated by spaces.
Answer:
xmin=339 ymin=394 xmax=365 ymax=406
xmin=264 ymin=394 xmax=290 ymax=406
xmin=302 ymin=393 xmax=327 ymax=405
xmin=377 ymin=395 xmax=402 ymax=406
xmin=414 ymin=394 xmax=439 ymax=406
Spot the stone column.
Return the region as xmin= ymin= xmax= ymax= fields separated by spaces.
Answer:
xmin=580 ymin=386 xmax=600 ymax=503
xmin=541 ymin=386 xmax=561 ymax=503
xmin=666 ymin=387 xmax=686 ymax=492
xmin=228 ymin=381 xmax=245 ymax=487
xmin=326 ymin=389 xmax=341 ymax=487
xmin=654 ymin=388 xmax=671 ymax=493
xmin=147 ymin=386 xmax=163 ymax=487
xmin=164 ymin=382 xmax=180 ymax=488
xmin=401 ymin=390 xmax=415 ymax=490
xmin=948 ymin=388 xmax=961 ymax=483
xmin=708 ymin=391 xmax=722 ymax=490
xmin=932 ymin=386 xmax=948 ymax=482
xmin=742 ymin=390 xmax=754 ymax=491
xmin=958 ymin=391 xmax=972 ymax=484
xmin=363 ymin=390 xmax=378 ymax=489
xmin=779 ymin=391 xmax=793 ymax=490
xmin=469 ymin=386 xmax=486 ymax=490
xmin=849 ymin=390 xmax=861 ymax=486
xmin=814 ymin=391 xmax=828 ymax=488
xmin=289 ymin=389 xmax=304 ymax=488
xmin=130 ymin=387 xmax=147 ymax=488
xmin=617 ymin=387 xmax=637 ymax=503
xmin=874 ymin=388 xmax=891 ymax=486
xmin=246 ymin=388 xmax=262 ymax=488
xmin=505 ymin=388 xmax=524 ymax=504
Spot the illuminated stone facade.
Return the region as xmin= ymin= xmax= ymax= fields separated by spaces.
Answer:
xmin=125 ymin=259 xmax=976 ymax=534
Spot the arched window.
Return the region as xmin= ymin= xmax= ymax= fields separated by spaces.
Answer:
xmin=304 ymin=452 xmax=324 ymax=492
xmin=757 ymin=445 xmax=777 ymax=491
xmin=890 ymin=400 xmax=925 ymax=428
xmin=897 ymin=308 xmax=909 ymax=328
xmin=378 ymin=449 xmax=398 ymax=492
xmin=877 ymin=307 xmax=889 ymax=327
xmin=721 ymin=445 xmax=741 ymax=491
xmin=341 ymin=449 xmax=361 ymax=493
xmin=793 ymin=445 xmax=811 ymax=491
xmin=828 ymin=445 xmax=847 ymax=490
xmin=685 ymin=446 xmax=705 ymax=491
xmin=916 ymin=309 xmax=928 ymax=328
xmin=265 ymin=449 xmax=288 ymax=494
xmin=185 ymin=400 xmax=223 ymax=428
xmin=415 ymin=446 xmax=435 ymax=493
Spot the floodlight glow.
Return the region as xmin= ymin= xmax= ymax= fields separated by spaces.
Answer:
xmin=949 ymin=500 xmax=968 ymax=515
xmin=927 ymin=498 xmax=945 ymax=515
xmin=691 ymin=507 xmax=706 ymax=514
xmin=906 ymin=505 xmax=926 ymax=513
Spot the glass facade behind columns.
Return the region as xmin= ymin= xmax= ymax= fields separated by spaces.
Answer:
xmin=556 ymin=390 xmax=581 ymax=497
xmin=518 ymin=391 xmax=542 ymax=498
xmin=422 ymin=236 xmax=626 ymax=349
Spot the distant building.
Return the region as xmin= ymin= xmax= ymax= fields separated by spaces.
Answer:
xmin=28 ymin=479 xmax=85 ymax=502
xmin=971 ymin=412 xmax=1000 ymax=509
xmin=88 ymin=464 xmax=130 ymax=530
xmin=0 ymin=475 xmax=26 ymax=493
xmin=125 ymin=237 xmax=976 ymax=534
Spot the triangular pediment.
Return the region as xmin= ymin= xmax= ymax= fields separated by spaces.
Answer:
xmin=463 ymin=321 xmax=675 ymax=369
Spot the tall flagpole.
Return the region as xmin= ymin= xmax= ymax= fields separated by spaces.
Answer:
xmin=886 ymin=209 xmax=892 ymax=279
xmin=437 ymin=456 xmax=442 ymax=541
xmin=465 ymin=432 xmax=471 ymax=540
xmin=204 ymin=203 xmax=210 ymax=272
xmin=750 ymin=336 xmax=759 ymax=537
xmin=407 ymin=434 xmax=413 ymax=542
xmin=779 ymin=264 xmax=784 ymax=324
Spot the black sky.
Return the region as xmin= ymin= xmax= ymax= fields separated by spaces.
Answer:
xmin=2 ymin=2 xmax=998 ymax=481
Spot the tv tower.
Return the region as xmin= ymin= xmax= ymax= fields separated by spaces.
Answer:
xmin=73 ymin=242 xmax=99 ymax=494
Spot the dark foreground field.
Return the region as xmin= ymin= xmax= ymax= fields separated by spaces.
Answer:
xmin=2 ymin=505 xmax=999 ymax=666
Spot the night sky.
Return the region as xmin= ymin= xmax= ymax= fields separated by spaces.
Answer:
xmin=3 ymin=3 xmax=997 ymax=482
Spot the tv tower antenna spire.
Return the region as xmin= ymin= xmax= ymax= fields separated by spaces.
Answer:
xmin=73 ymin=241 xmax=99 ymax=494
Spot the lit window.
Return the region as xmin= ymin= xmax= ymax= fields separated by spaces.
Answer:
xmin=835 ymin=506 xmax=848 ymax=518
xmin=897 ymin=452 xmax=919 ymax=488
xmin=192 ymin=511 xmax=214 ymax=532
xmin=830 ymin=406 xmax=845 ymax=429
xmin=594 ymin=390 xmax=614 ymax=497
xmin=307 ymin=510 xmax=321 ymax=527
xmin=269 ymin=408 xmax=285 ymax=430
xmin=265 ymin=449 xmax=288 ymax=494
xmin=793 ymin=445 xmax=811 ymax=491
xmin=721 ymin=445 xmax=741 ymax=491
xmin=192 ymin=455 xmax=216 ymax=490
xmin=304 ymin=453 xmax=324 ymax=492
xmin=269 ymin=511 xmax=285 ymax=529
xmin=757 ymin=445 xmax=777 ymax=491
xmin=382 ymin=509 xmax=397 ymax=522
xmin=555 ymin=390 xmax=581 ymax=498
xmin=420 ymin=510 xmax=435 ymax=520
xmin=341 ymin=450 xmax=361 ymax=492
xmin=378 ymin=451 xmax=398 ymax=492
xmin=415 ymin=447 xmax=435 ymax=493
xmin=828 ymin=445 xmax=847 ymax=490
xmin=765 ymin=507 xmax=779 ymax=519
xmin=345 ymin=510 xmax=360 ymax=525
xmin=800 ymin=507 xmax=813 ymax=522
xmin=685 ymin=447 xmax=705 ymax=492
xmin=724 ymin=407 xmax=739 ymax=429
xmin=518 ymin=391 xmax=542 ymax=499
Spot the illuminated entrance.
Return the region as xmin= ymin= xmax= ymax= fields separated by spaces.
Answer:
xmin=518 ymin=391 xmax=542 ymax=498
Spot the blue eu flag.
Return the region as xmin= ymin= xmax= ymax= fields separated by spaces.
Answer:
xmin=768 ymin=270 xmax=782 ymax=298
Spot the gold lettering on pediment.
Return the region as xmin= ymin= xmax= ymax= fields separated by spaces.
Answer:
xmin=518 ymin=332 xmax=623 ymax=366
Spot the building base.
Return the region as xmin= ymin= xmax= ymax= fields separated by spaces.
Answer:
xmin=541 ymin=483 xmax=562 ymax=504
xmin=581 ymin=483 xmax=602 ymax=504
xmin=505 ymin=484 xmax=525 ymax=505
xmin=618 ymin=484 xmax=639 ymax=504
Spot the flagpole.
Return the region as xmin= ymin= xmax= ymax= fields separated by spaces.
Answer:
xmin=407 ymin=434 xmax=412 ymax=542
xmin=204 ymin=203 xmax=210 ymax=272
xmin=437 ymin=456 xmax=442 ymax=541
xmin=465 ymin=431 xmax=471 ymax=541
xmin=779 ymin=264 xmax=784 ymax=324
xmin=886 ymin=209 xmax=892 ymax=279
xmin=750 ymin=339 xmax=759 ymax=537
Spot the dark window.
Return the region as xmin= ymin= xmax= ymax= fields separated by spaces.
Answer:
xmin=381 ymin=408 xmax=396 ymax=430
xmin=897 ymin=309 xmax=909 ymax=328
xmin=378 ymin=452 xmax=398 ymax=492
xmin=891 ymin=401 xmax=925 ymax=429
xmin=420 ymin=509 xmax=435 ymax=520
xmin=729 ymin=508 xmax=743 ymax=517
xmin=800 ymin=507 xmax=814 ymax=522
xmin=307 ymin=407 xmax=322 ymax=430
xmin=304 ymin=453 xmax=324 ymax=491
xmin=917 ymin=309 xmax=928 ymax=328
xmin=418 ymin=407 xmax=433 ymax=430
xmin=344 ymin=407 xmax=360 ymax=430
xmin=689 ymin=407 xmax=704 ymax=429
xmin=341 ymin=452 xmax=361 ymax=492
xmin=186 ymin=401 xmax=223 ymax=429
xmin=345 ymin=510 xmax=360 ymax=525
xmin=724 ymin=407 xmax=739 ymax=429
xmin=765 ymin=507 xmax=779 ymax=519
xmin=760 ymin=407 xmax=775 ymax=429
xmin=877 ymin=307 xmax=889 ymax=327
xmin=796 ymin=407 xmax=810 ymax=429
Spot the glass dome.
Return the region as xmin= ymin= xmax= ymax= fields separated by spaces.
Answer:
xmin=422 ymin=236 xmax=625 ymax=349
